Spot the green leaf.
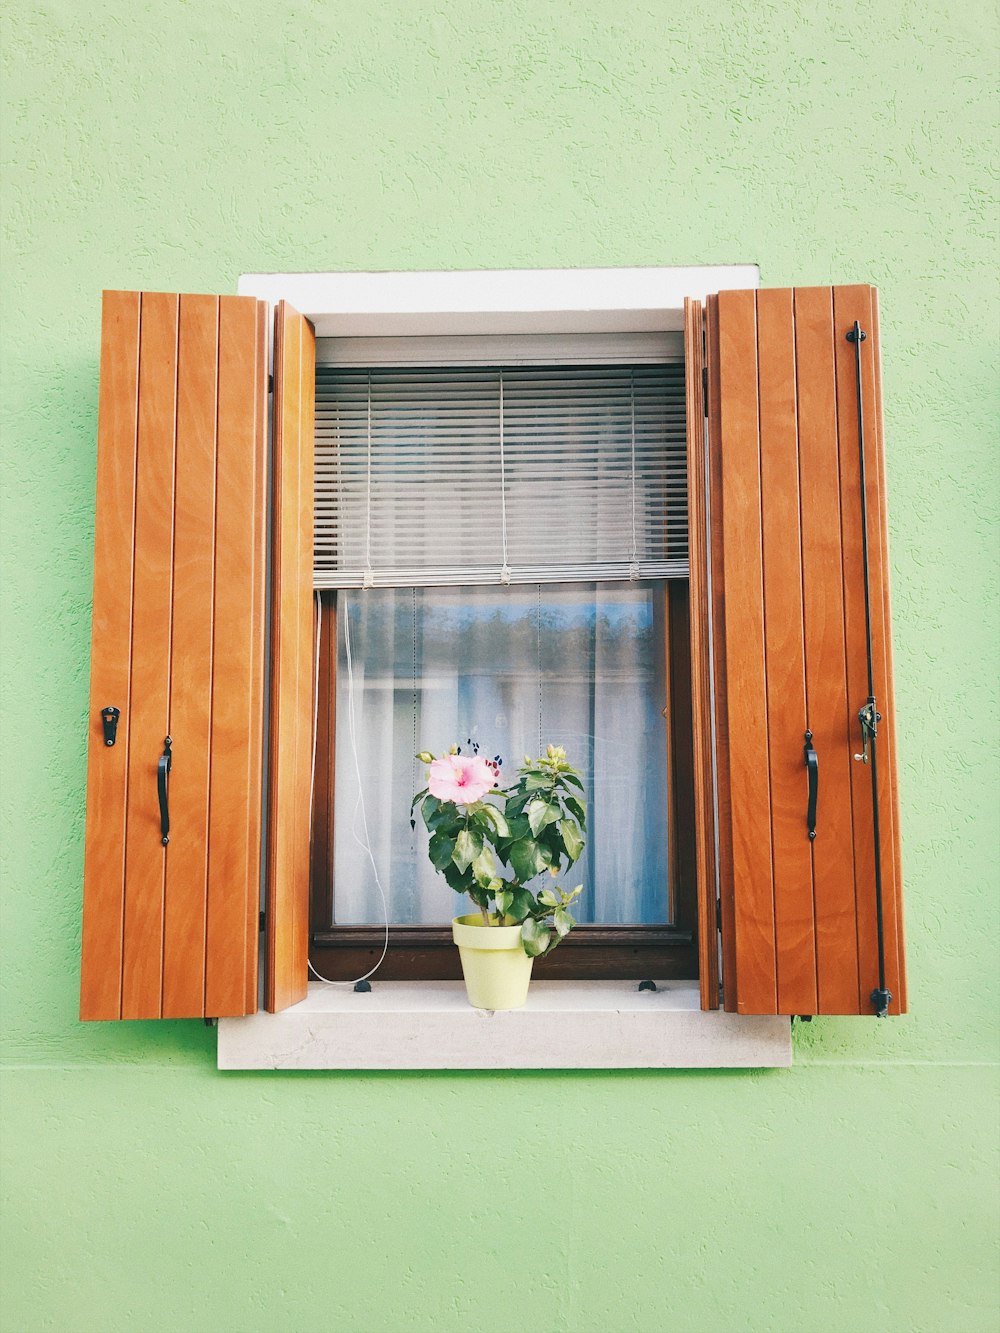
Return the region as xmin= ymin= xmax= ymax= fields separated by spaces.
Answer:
xmin=442 ymin=861 xmax=472 ymax=893
xmin=504 ymin=813 xmax=531 ymax=841
xmin=427 ymin=800 xmax=459 ymax=832
xmin=473 ymin=803 xmax=510 ymax=838
xmin=410 ymin=787 xmax=428 ymax=811
xmin=520 ymin=917 xmax=552 ymax=958
xmin=495 ymin=890 xmax=513 ymax=918
xmin=472 ymin=846 xmax=495 ymax=886
xmin=505 ymin=887 xmax=534 ymax=922
xmin=453 ymin=828 xmax=483 ymax=873
xmin=553 ymin=907 xmax=575 ymax=938
xmin=509 ymin=837 xmax=547 ymax=883
xmin=537 ymin=887 xmax=559 ymax=908
xmin=559 ymin=818 xmax=584 ymax=864
xmin=560 ymin=772 xmax=584 ymax=791
xmin=527 ymin=798 xmax=559 ymax=837
xmin=565 ymin=794 xmax=587 ymax=828
xmin=428 ymin=832 xmax=455 ymax=870
xmin=524 ymin=773 xmax=552 ymax=791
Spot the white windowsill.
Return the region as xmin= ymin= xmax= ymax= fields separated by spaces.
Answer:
xmin=217 ymin=981 xmax=792 ymax=1070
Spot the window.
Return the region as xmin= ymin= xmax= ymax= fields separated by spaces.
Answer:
xmin=308 ymin=344 xmax=697 ymax=980
xmin=81 ymin=269 xmax=906 ymax=1037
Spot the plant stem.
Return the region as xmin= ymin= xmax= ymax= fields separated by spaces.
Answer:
xmin=479 ymin=903 xmax=490 ymax=927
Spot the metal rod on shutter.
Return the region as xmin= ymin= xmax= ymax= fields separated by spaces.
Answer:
xmin=847 ymin=320 xmax=891 ymax=1018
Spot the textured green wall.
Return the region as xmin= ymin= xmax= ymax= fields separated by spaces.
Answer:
xmin=2 ymin=2 xmax=997 ymax=1330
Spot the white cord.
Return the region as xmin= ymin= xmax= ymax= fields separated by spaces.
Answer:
xmin=628 ymin=367 xmax=639 ymax=582
xmin=499 ymin=371 xmax=511 ymax=584
xmin=362 ymin=372 xmax=374 ymax=589
xmin=308 ymin=590 xmax=390 ymax=987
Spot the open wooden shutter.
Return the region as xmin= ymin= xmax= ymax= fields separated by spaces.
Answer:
xmin=687 ymin=285 xmax=906 ymax=1017
xmin=264 ymin=302 xmax=315 ymax=1012
xmin=81 ymin=291 xmax=268 ymax=1020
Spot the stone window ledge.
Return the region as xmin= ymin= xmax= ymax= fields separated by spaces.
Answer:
xmin=217 ymin=980 xmax=792 ymax=1070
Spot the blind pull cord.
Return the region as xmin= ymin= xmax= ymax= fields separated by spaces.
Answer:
xmin=628 ymin=367 xmax=639 ymax=581
xmin=362 ymin=372 xmax=374 ymax=589
xmin=847 ymin=319 xmax=891 ymax=1019
xmin=499 ymin=372 xmax=511 ymax=585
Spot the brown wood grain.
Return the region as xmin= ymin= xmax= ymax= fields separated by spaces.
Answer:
xmin=683 ymin=298 xmax=719 ymax=1010
xmin=82 ymin=290 xmax=266 ymax=1021
xmin=870 ymin=289 xmax=907 ymax=1012
xmin=704 ymin=283 xmax=905 ymax=1015
xmin=834 ymin=286 xmax=905 ymax=1015
xmin=266 ymin=302 xmax=316 ymax=1012
xmin=121 ymin=292 xmax=178 ymax=1019
xmin=245 ymin=298 xmax=269 ymax=1013
xmin=161 ymin=294 xmax=217 ymax=1018
xmin=757 ymin=289 xmax=817 ymax=1015
xmin=81 ymin=291 xmax=141 ymax=1020
xmin=705 ymin=295 xmax=738 ymax=1011
xmin=793 ymin=286 xmax=861 ymax=1012
xmin=660 ymin=584 xmax=679 ymax=923
xmin=668 ymin=583 xmax=699 ymax=948
xmin=716 ymin=289 xmax=777 ymax=1014
xmin=204 ymin=295 xmax=268 ymax=1017
xmin=310 ymin=594 xmax=336 ymax=935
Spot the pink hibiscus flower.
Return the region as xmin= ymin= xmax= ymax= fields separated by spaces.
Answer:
xmin=427 ymin=754 xmax=496 ymax=805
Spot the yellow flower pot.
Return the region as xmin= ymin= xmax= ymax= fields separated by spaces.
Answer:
xmin=452 ymin=915 xmax=534 ymax=1010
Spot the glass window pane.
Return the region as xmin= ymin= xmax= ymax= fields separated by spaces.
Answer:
xmin=332 ymin=582 xmax=671 ymax=926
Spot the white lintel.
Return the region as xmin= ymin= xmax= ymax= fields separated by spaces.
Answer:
xmin=237 ymin=264 xmax=759 ymax=337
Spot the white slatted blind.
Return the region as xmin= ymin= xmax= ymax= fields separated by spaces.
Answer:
xmin=314 ymin=363 xmax=687 ymax=588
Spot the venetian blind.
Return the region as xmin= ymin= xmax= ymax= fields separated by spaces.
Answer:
xmin=314 ymin=362 xmax=687 ymax=588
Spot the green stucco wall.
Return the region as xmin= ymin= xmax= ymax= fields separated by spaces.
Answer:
xmin=2 ymin=3 xmax=998 ymax=1329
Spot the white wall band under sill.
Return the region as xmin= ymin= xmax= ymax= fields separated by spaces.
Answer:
xmin=217 ymin=981 xmax=792 ymax=1070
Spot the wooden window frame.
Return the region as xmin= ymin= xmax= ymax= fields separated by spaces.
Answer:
xmin=240 ymin=267 xmax=759 ymax=989
xmin=308 ymin=582 xmax=699 ymax=981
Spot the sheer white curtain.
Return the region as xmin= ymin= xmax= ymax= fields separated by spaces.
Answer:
xmin=332 ymin=582 xmax=671 ymax=926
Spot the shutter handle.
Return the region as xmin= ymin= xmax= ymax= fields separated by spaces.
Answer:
xmin=101 ymin=706 xmax=120 ymax=747
xmin=804 ymin=731 xmax=818 ymax=841
xmin=157 ymin=736 xmax=172 ymax=846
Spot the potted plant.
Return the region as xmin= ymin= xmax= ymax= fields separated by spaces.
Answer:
xmin=411 ymin=744 xmax=586 ymax=1010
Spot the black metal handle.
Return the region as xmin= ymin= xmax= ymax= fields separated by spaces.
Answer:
xmin=157 ymin=736 xmax=172 ymax=846
xmin=804 ymin=731 xmax=818 ymax=841
xmin=101 ymin=706 xmax=120 ymax=747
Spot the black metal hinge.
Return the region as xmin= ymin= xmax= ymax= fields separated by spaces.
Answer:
xmin=716 ymin=898 xmax=722 ymax=933
xmin=702 ymin=365 xmax=709 ymax=418
xmin=268 ymin=373 xmax=274 ymax=395
xmin=259 ymin=910 xmax=266 ymax=934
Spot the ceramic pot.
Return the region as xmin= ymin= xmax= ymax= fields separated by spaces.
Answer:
xmin=451 ymin=914 xmax=534 ymax=1010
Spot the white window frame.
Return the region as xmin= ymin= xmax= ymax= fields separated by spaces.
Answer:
xmin=219 ymin=264 xmax=791 ymax=1070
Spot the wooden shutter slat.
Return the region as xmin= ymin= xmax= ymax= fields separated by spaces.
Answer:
xmin=683 ymin=298 xmax=719 ymax=1010
xmin=309 ymin=597 xmax=336 ymax=938
xmin=833 ymin=285 xmax=905 ymax=1015
xmin=702 ymin=283 xmax=906 ymax=1015
xmin=81 ymin=292 xmax=140 ymax=1021
xmin=204 ymin=296 xmax=268 ymax=1016
xmin=793 ymin=286 xmax=860 ymax=1012
xmin=266 ymin=302 xmax=316 ymax=1013
xmin=122 ymin=292 xmax=178 ymax=1019
xmin=705 ymin=296 xmax=739 ymax=1009
xmin=81 ymin=290 xmax=266 ymax=1021
xmin=757 ymin=289 xmax=817 ymax=1015
xmin=162 ymin=294 xmax=218 ymax=1017
xmin=716 ymin=289 xmax=777 ymax=1014
xmin=870 ymin=289 xmax=907 ymax=1012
